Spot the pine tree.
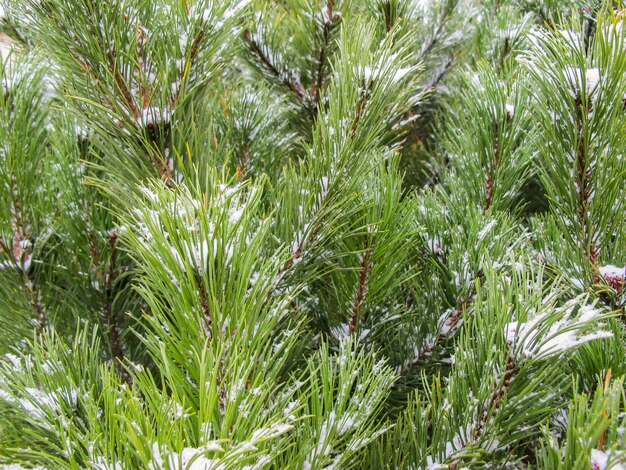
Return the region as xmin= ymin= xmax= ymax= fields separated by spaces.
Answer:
xmin=0 ymin=1 xmax=625 ymax=469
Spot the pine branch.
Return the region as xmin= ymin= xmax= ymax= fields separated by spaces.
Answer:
xmin=496 ymin=37 xmax=510 ymax=76
xmin=423 ymin=52 xmax=454 ymax=92
xmin=238 ymin=143 xmax=251 ymax=179
xmin=440 ymin=285 xmax=479 ymax=340
xmin=197 ymin=276 xmax=213 ymax=341
xmin=171 ymin=25 xmax=205 ymax=108
xmin=107 ymin=50 xmax=141 ymax=120
xmin=350 ymin=83 xmax=370 ymax=139
xmin=312 ymin=1 xmax=340 ymax=106
xmin=474 ymin=355 xmax=517 ymax=441
xmin=136 ymin=32 xmax=152 ymax=110
xmin=418 ymin=3 xmax=453 ymax=62
xmin=148 ymin=141 xmax=175 ymax=188
xmin=9 ymin=177 xmax=47 ymax=335
xmin=0 ymin=238 xmax=11 ymax=258
xmin=217 ymin=347 xmax=228 ymax=421
xmin=448 ymin=354 xmax=518 ymax=470
xmin=398 ymin=270 xmax=483 ymax=378
xmin=582 ymin=6 xmax=596 ymax=56
xmin=349 ymin=238 xmax=373 ymax=336
xmin=280 ymin=219 xmax=324 ymax=275
xmin=85 ymin=215 xmax=129 ymax=382
xmin=244 ymin=29 xmax=307 ymax=101
xmin=383 ymin=1 xmax=392 ymax=34
xmin=485 ymin=125 xmax=502 ymax=212
xmin=574 ymin=94 xmax=599 ymax=271
xmin=105 ymin=44 xmax=175 ymax=186
xmin=23 ymin=267 xmax=46 ymax=336
xmin=102 ymin=230 xmax=131 ymax=384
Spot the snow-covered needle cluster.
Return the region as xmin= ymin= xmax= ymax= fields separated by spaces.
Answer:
xmin=0 ymin=0 xmax=625 ymax=468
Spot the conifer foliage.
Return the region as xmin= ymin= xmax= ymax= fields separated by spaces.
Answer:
xmin=0 ymin=0 xmax=625 ymax=468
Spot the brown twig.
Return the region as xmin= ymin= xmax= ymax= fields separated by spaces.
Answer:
xmin=216 ymin=346 xmax=228 ymax=420
xmin=496 ymin=37 xmax=510 ymax=76
xmin=574 ymin=94 xmax=599 ymax=273
xmin=0 ymin=238 xmax=11 ymax=257
xmin=238 ymin=144 xmax=252 ymax=180
xmin=418 ymin=6 xmax=451 ymax=62
xmin=312 ymin=1 xmax=339 ymax=106
xmin=383 ymin=1 xmax=393 ymax=33
xmin=98 ymin=230 xmax=131 ymax=384
xmin=107 ymin=51 xmax=141 ymax=120
xmin=84 ymin=209 xmax=129 ymax=383
xmin=350 ymin=83 xmax=369 ymax=139
xmin=280 ymin=220 xmax=324 ymax=275
xmin=448 ymin=355 xmax=518 ymax=470
xmin=423 ymin=53 xmax=455 ymax=94
xmin=244 ymin=29 xmax=307 ymax=101
xmin=197 ymin=277 xmax=213 ymax=341
xmin=24 ymin=269 xmax=46 ymax=336
xmin=349 ymin=238 xmax=373 ymax=336
xmin=103 ymin=231 xmax=129 ymax=379
xmin=171 ymin=27 xmax=205 ymax=108
xmin=398 ymin=271 xmax=483 ymax=377
xmin=10 ymin=178 xmax=47 ymax=334
xmin=485 ymin=127 xmax=501 ymax=212
xmin=582 ymin=6 xmax=596 ymax=56
xmin=439 ymin=292 xmax=475 ymax=341
xmin=148 ymin=142 xmax=175 ymax=188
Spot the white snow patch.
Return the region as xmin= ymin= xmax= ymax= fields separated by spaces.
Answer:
xmin=563 ymin=66 xmax=601 ymax=99
xmin=362 ymin=65 xmax=411 ymax=83
xmin=4 ymin=354 xmax=22 ymax=372
xmin=149 ymin=441 xmax=226 ymax=470
xmin=249 ymin=422 xmax=293 ymax=443
xmin=504 ymin=298 xmax=611 ymax=357
xmin=138 ymin=107 xmax=170 ymax=127
xmin=316 ymin=412 xmax=334 ymax=457
xmin=330 ymin=323 xmax=350 ymax=339
xmin=591 ymin=448 xmax=626 ymax=470
xmin=600 ymin=265 xmax=625 ymax=278
xmin=477 ymin=220 xmax=496 ymax=241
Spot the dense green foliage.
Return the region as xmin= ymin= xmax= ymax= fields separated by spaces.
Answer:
xmin=0 ymin=0 xmax=625 ymax=468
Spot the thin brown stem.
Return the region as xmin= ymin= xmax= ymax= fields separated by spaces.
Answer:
xmin=0 ymin=238 xmax=11 ymax=257
xmin=312 ymin=2 xmax=339 ymax=106
xmin=10 ymin=177 xmax=47 ymax=334
xmin=349 ymin=239 xmax=373 ymax=336
xmin=85 ymin=214 xmax=129 ymax=383
xmin=102 ymin=231 xmax=130 ymax=383
xmin=280 ymin=220 xmax=324 ymax=275
xmin=418 ymin=7 xmax=450 ymax=62
xmin=244 ymin=29 xmax=307 ymax=101
xmin=398 ymin=271 xmax=483 ymax=377
xmin=148 ymin=142 xmax=175 ymax=188
xmin=216 ymin=347 xmax=228 ymax=420
xmin=423 ymin=53 xmax=455 ymax=93
xmin=485 ymin=128 xmax=501 ymax=212
xmin=24 ymin=269 xmax=46 ymax=335
xmin=574 ymin=94 xmax=599 ymax=271
xmin=107 ymin=51 xmax=141 ymax=120
xmin=172 ymin=27 xmax=205 ymax=108
xmin=197 ymin=277 xmax=213 ymax=341
xmin=496 ymin=37 xmax=510 ymax=76
xmin=350 ymin=84 xmax=369 ymax=139
xmin=237 ymin=136 xmax=252 ymax=180
xmin=105 ymin=234 xmax=125 ymax=357
xmin=447 ymin=355 xmax=518 ymax=470
xmin=383 ymin=1 xmax=393 ymax=33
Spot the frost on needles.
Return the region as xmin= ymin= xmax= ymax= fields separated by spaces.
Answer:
xmin=0 ymin=1 xmax=626 ymax=469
